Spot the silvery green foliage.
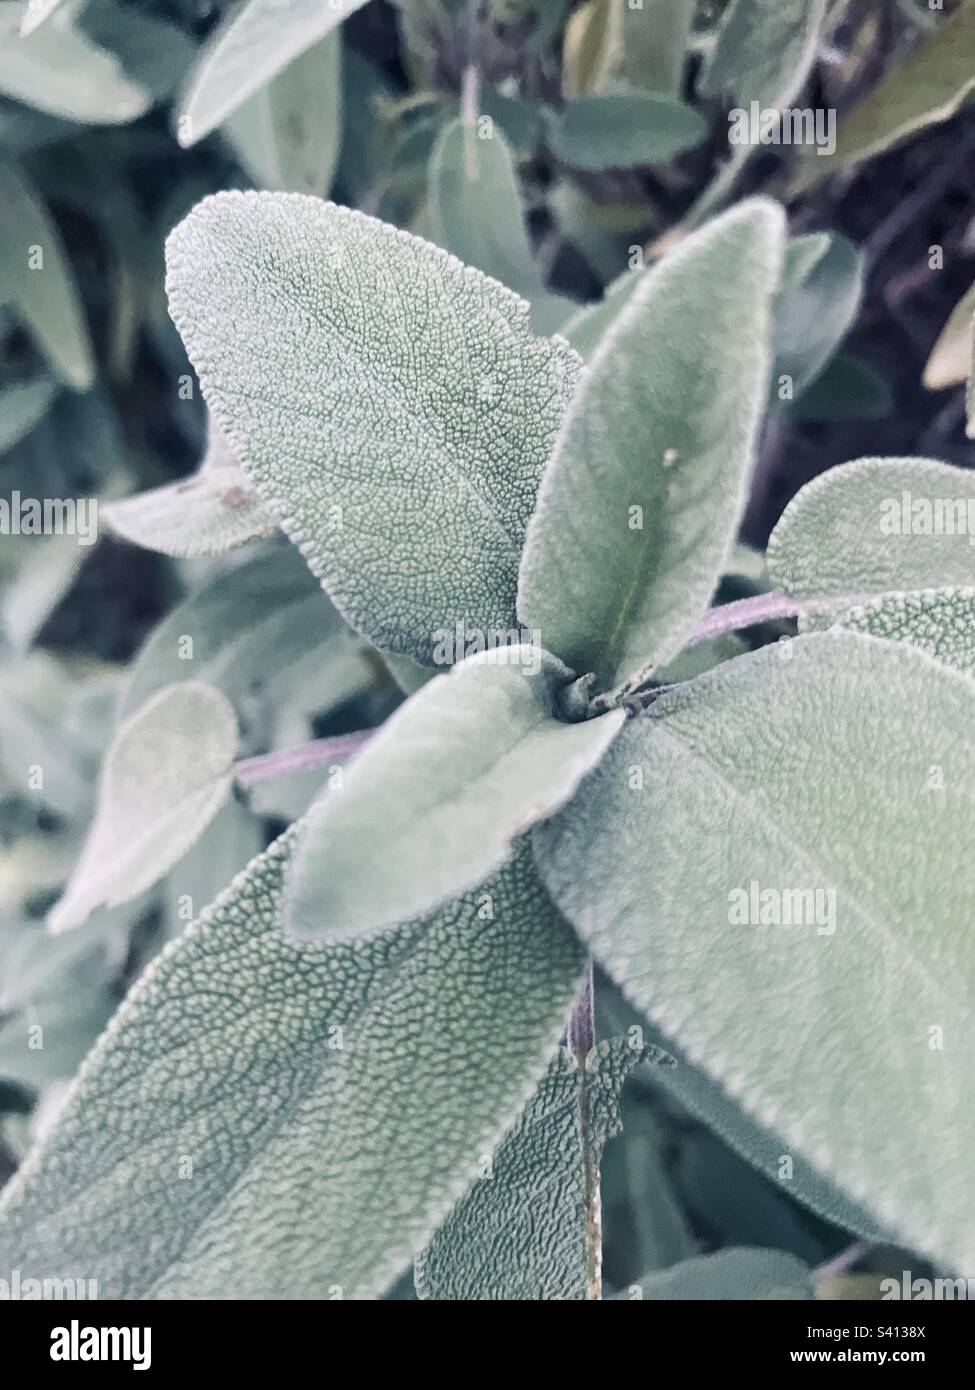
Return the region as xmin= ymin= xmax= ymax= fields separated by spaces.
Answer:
xmin=699 ymin=0 xmax=829 ymax=111
xmin=177 ymin=0 xmax=368 ymax=145
xmin=534 ymin=633 xmax=975 ymax=1273
xmin=48 ymin=682 xmax=239 ymax=932
xmin=103 ymin=414 xmax=277 ymax=557
xmin=0 ymin=158 xmax=93 ymax=390
xmin=767 ymin=456 xmax=975 ymax=607
xmin=623 ymin=1249 xmax=814 ymax=1301
xmin=805 ymin=588 xmax=975 ymax=678
xmin=518 ymin=199 xmax=785 ymax=697
xmin=0 ymin=837 xmax=583 ymax=1299
xmin=416 ymin=1038 xmax=664 ymax=1300
xmin=547 ymin=92 xmax=707 ymax=171
xmin=166 ymin=191 xmax=581 ymax=666
xmin=284 ymin=647 xmax=624 ymax=941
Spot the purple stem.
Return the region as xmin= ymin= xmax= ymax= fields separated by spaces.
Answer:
xmin=684 ymin=591 xmax=801 ymax=649
xmin=233 ymin=730 xmax=373 ymax=785
xmin=813 ymin=1239 xmax=875 ymax=1283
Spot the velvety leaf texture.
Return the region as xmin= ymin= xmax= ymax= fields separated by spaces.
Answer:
xmin=416 ymin=1038 xmax=660 ymax=1301
xmin=48 ymin=681 xmax=239 ymax=933
xmin=534 ymin=632 xmax=975 ymax=1273
xmin=284 ymin=647 xmax=624 ymax=941
xmin=0 ymin=837 xmax=584 ymax=1299
xmin=518 ymin=198 xmax=785 ymax=696
xmin=806 ymin=587 xmax=975 ymax=678
xmin=623 ymin=1248 xmax=813 ymax=1301
xmin=767 ymin=456 xmax=975 ymax=605
xmin=165 ymin=191 xmax=581 ymax=665
xmin=103 ymin=414 xmax=277 ymax=557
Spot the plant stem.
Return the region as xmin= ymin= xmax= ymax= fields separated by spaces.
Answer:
xmin=568 ymin=961 xmax=602 ymax=1300
xmin=233 ymin=730 xmax=372 ymax=785
xmin=684 ymin=590 xmax=802 ymax=647
xmin=461 ymin=0 xmax=481 ymax=126
xmin=813 ymin=1238 xmax=874 ymax=1283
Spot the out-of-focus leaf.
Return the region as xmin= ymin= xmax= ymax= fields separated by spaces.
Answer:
xmin=0 ymin=374 xmax=56 ymax=452
xmin=771 ymin=233 xmax=864 ymax=405
xmin=120 ymin=544 xmax=348 ymax=719
xmin=0 ymin=3 xmax=149 ymax=124
xmin=0 ymin=532 xmax=86 ymax=652
xmin=103 ymin=415 xmax=277 ymax=557
xmin=787 ymin=352 xmax=893 ymax=422
xmin=621 ymin=1249 xmax=814 ymax=1300
xmin=0 ymin=654 xmax=95 ymax=819
xmin=19 ymin=0 xmax=69 ymax=38
xmin=562 ymin=0 xmax=622 ymax=97
xmin=548 ymin=92 xmax=707 ymax=171
xmin=699 ymin=0 xmax=829 ymax=110
xmin=0 ymin=159 xmax=94 ymax=390
xmin=621 ymin=0 xmax=694 ymax=95
xmin=923 ymin=280 xmax=975 ymax=391
xmin=794 ymin=0 xmax=975 ymax=186
xmin=224 ymin=30 xmax=342 ymax=197
xmin=0 ymin=835 xmax=583 ymax=1298
xmin=161 ymin=798 xmax=263 ymax=942
xmin=178 ymin=0 xmax=367 ymax=145
xmin=428 ymin=117 xmax=569 ymax=332
xmin=48 ymin=682 xmax=239 ymax=933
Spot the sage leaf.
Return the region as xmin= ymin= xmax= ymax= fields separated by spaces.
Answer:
xmin=48 ymin=682 xmax=239 ymax=933
xmin=103 ymin=414 xmax=277 ymax=557
xmin=165 ymin=191 xmax=581 ymax=665
xmin=416 ymin=1037 xmax=661 ymax=1300
xmin=428 ymin=117 xmax=569 ymax=333
xmin=548 ymin=93 xmax=707 ymax=172
xmin=284 ymin=647 xmax=624 ymax=942
xmin=623 ymin=1249 xmax=813 ymax=1301
xmin=562 ymin=0 xmax=622 ymax=98
xmin=621 ymin=0 xmax=694 ymax=96
xmin=534 ymin=632 xmax=975 ymax=1273
xmin=0 ymin=159 xmax=94 ymax=390
xmin=793 ymin=0 xmax=975 ymax=187
xmin=805 ymin=587 xmax=975 ymax=679
xmin=518 ymin=198 xmax=785 ymax=697
xmin=120 ymin=544 xmax=348 ymax=719
xmin=923 ymin=281 xmax=975 ymax=391
xmin=699 ymin=0 xmax=829 ymax=111
xmin=19 ymin=0 xmax=67 ymax=38
xmin=178 ymin=0 xmax=368 ymax=145
xmin=0 ymin=374 xmax=57 ymax=452
xmin=224 ymin=31 xmax=342 ymax=198
xmin=767 ymin=456 xmax=975 ymax=608
xmin=772 ymin=232 xmax=864 ymax=405
xmin=0 ymin=837 xmax=583 ymax=1299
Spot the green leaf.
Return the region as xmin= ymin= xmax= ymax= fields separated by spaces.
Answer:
xmin=787 ymin=352 xmax=892 ymax=422
xmin=224 ymin=31 xmax=343 ymax=197
xmin=284 ymin=647 xmax=624 ymax=942
xmin=0 ymin=3 xmax=149 ymax=124
xmin=103 ymin=414 xmax=277 ymax=557
xmin=518 ymin=198 xmax=785 ymax=697
xmin=0 ymin=654 xmax=96 ymax=819
xmin=0 ymin=531 xmax=86 ymax=652
xmin=621 ymin=0 xmax=695 ymax=96
xmin=767 ymin=456 xmax=975 ymax=608
xmin=0 ymin=835 xmax=583 ymax=1298
xmin=559 ymin=268 xmax=639 ymax=361
xmin=548 ymin=92 xmax=707 ymax=171
xmin=178 ymin=0 xmax=368 ymax=146
xmin=699 ymin=0 xmax=829 ymax=110
xmin=161 ymin=798 xmax=263 ymax=942
xmin=622 ymin=1249 xmax=813 ymax=1300
xmin=923 ymin=280 xmax=975 ymax=391
xmin=0 ymin=159 xmax=94 ymax=390
xmin=0 ymin=374 xmax=57 ymax=452
xmin=165 ymin=191 xmax=581 ymax=665
xmin=772 ymin=232 xmax=863 ymax=405
xmin=428 ymin=117 xmax=569 ymax=333
xmin=806 ymin=587 xmax=975 ymax=679
xmin=534 ymin=632 xmax=975 ymax=1273
xmin=119 ymin=543 xmax=348 ymax=719
xmin=48 ymin=682 xmax=239 ymax=933
xmin=793 ymin=0 xmax=975 ymax=187
xmin=416 ymin=1037 xmax=660 ymax=1300
xmin=19 ymin=0 xmax=69 ymax=39
xmin=562 ymin=0 xmax=623 ymax=98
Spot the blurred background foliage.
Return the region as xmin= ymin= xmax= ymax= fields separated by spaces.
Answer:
xmin=1 ymin=0 xmax=971 ymax=1297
